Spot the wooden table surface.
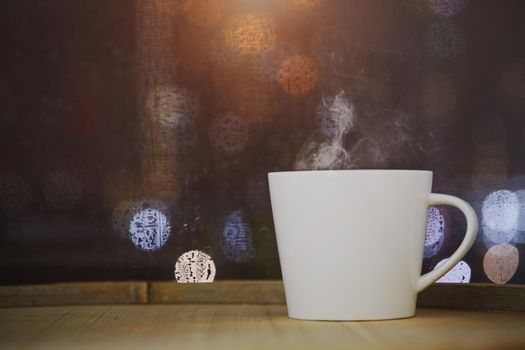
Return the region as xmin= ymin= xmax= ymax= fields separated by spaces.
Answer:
xmin=2 ymin=304 xmax=525 ymax=350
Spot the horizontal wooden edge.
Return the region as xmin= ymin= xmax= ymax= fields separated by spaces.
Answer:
xmin=1 ymin=281 xmax=524 ymax=312
xmin=417 ymin=283 xmax=525 ymax=312
xmin=0 ymin=281 xmax=148 ymax=308
xmin=148 ymin=280 xmax=285 ymax=304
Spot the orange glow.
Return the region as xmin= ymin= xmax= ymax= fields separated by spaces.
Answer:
xmin=483 ymin=243 xmax=519 ymax=284
xmin=224 ymin=14 xmax=277 ymax=56
xmin=281 ymin=0 xmax=322 ymax=11
xmin=278 ymin=55 xmax=320 ymax=96
xmin=183 ymin=0 xmax=223 ymax=27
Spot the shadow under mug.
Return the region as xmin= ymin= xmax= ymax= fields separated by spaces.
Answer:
xmin=268 ymin=170 xmax=478 ymax=321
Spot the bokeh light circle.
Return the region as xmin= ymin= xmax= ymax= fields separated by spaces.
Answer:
xmin=435 ymin=259 xmax=471 ymax=283
xmin=113 ymin=197 xmax=169 ymax=239
xmin=513 ymin=189 xmax=525 ymax=243
xmin=278 ymin=55 xmax=320 ymax=96
xmin=483 ymin=243 xmax=519 ymax=284
xmin=424 ymin=207 xmax=446 ymax=258
xmin=175 ymin=250 xmax=216 ymax=283
xmin=223 ymin=14 xmax=277 ymax=56
xmin=221 ymin=210 xmax=256 ymax=263
xmin=129 ymin=208 xmax=171 ymax=251
xmin=481 ymin=190 xmax=519 ymax=245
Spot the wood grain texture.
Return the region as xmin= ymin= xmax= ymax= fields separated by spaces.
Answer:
xmin=0 ymin=282 xmax=148 ymax=307
xmin=1 ymin=304 xmax=525 ymax=350
xmin=1 ymin=281 xmax=525 ymax=312
xmin=417 ymin=283 xmax=525 ymax=312
xmin=148 ymin=280 xmax=285 ymax=304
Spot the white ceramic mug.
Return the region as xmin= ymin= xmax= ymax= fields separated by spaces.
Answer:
xmin=268 ymin=170 xmax=478 ymax=321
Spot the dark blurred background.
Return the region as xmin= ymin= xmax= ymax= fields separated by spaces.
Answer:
xmin=1 ymin=0 xmax=524 ymax=285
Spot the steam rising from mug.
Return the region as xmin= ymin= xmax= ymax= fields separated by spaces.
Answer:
xmin=295 ymin=91 xmax=355 ymax=170
xmin=295 ymin=90 xmax=421 ymax=170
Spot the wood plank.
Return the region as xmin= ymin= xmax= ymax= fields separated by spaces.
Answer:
xmin=1 ymin=304 xmax=525 ymax=350
xmin=148 ymin=280 xmax=285 ymax=304
xmin=1 ymin=281 xmax=525 ymax=312
xmin=0 ymin=282 xmax=148 ymax=307
xmin=417 ymin=283 xmax=525 ymax=312
xmin=148 ymin=281 xmax=525 ymax=312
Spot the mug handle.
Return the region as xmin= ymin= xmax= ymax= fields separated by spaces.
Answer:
xmin=416 ymin=193 xmax=478 ymax=292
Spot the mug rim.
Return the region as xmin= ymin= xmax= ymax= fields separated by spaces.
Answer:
xmin=268 ymin=169 xmax=432 ymax=176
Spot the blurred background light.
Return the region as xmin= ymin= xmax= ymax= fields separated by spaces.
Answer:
xmin=483 ymin=243 xmax=519 ymax=284
xmin=435 ymin=259 xmax=471 ymax=283
xmin=175 ymin=250 xmax=216 ymax=282
xmin=221 ymin=210 xmax=256 ymax=263
xmin=129 ymin=207 xmax=171 ymax=251
xmin=223 ymin=14 xmax=277 ymax=56
xmin=482 ymin=190 xmax=519 ymax=245
xmin=424 ymin=207 xmax=447 ymax=258
xmin=278 ymin=54 xmax=320 ymax=96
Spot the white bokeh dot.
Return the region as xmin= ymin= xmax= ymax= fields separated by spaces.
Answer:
xmin=129 ymin=208 xmax=171 ymax=251
xmin=175 ymin=250 xmax=216 ymax=283
xmin=435 ymin=259 xmax=471 ymax=283
xmin=424 ymin=207 xmax=446 ymax=258
xmin=513 ymin=189 xmax=525 ymax=243
xmin=482 ymin=190 xmax=519 ymax=245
